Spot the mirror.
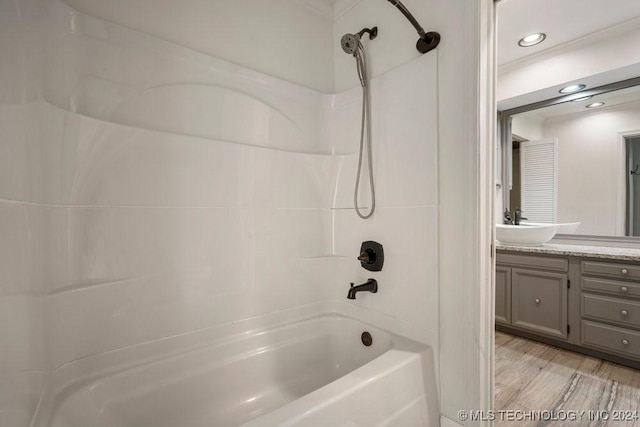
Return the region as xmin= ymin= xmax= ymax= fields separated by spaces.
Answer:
xmin=496 ymin=0 xmax=640 ymax=241
xmin=500 ymin=77 xmax=640 ymax=238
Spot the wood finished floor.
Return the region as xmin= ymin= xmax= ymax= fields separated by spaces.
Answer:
xmin=495 ymin=332 xmax=640 ymax=426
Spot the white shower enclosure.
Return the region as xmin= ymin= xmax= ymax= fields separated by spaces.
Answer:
xmin=0 ymin=0 xmax=452 ymax=425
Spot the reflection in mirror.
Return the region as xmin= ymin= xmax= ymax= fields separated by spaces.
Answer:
xmin=502 ymin=79 xmax=640 ymax=237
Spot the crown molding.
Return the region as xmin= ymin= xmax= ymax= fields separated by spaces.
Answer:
xmin=498 ymin=15 xmax=640 ymax=75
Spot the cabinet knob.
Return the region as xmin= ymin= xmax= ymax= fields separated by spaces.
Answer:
xmin=535 ymin=298 xmax=541 ymax=305
xmin=621 ymin=286 xmax=629 ymax=293
xmin=621 ymin=268 xmax=629 ymax=275
xmin=622 ymin=339 xmax=630 ymax=346
xmin=622 ymin=310 xmax=629 ymax=317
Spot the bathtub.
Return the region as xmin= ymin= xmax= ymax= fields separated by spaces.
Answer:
xmin=31 ymin=305 xmax=438 ymax=427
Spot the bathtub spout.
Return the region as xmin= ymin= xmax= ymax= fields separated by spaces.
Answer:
xmin=347 ymin=279 xmax=378 ymax=299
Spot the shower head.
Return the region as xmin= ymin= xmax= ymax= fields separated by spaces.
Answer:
xmin=341 ymin=27 xmax=378 ymax=55
xmin=341 ymin=33 xmax=361 ymax=55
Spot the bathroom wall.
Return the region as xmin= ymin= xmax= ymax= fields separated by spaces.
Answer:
xmin=1 ymin=0 xmax=339 ymax=424
xmin=0 ymin=1 xmax=49 ymax=425
xmin=38 ymin=0 xmax=443 ymax=378
xmin=543 ymin=101 xmax=640 ymax=235
xmin=39 ymin=0 xmax=342 ymax=369
xmin=512 ymin=113 xmax=544 ymax=141
xmin=330 ymin=53 xmax=439 ymax=346
xmin=60 ymin=0 xmax=335 ymax=93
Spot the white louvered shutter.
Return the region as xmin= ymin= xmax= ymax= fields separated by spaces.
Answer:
xmin=520 ymin=139 xmax=557 ymax=223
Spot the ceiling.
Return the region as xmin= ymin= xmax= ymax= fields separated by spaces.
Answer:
xmin=517 ymin=84 xmax=640 ymax=121
xmin=498 ymin=0 xmax=640 ymax=67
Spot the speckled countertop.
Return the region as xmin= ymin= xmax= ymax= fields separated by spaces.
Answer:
xmin=496 ymin=242 xmax=640 ymax=262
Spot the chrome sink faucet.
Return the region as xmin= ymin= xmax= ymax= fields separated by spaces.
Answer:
xmin=514 ymin=208 xmax=528 ymax=225
xmin=503 ymin=209 xmax=513 ymax=225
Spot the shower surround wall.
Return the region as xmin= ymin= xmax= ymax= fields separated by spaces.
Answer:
xmin=0 ymin=0 xmax=440 ymax=425
xmin=0 ymin=2 xmax=48 ymax=424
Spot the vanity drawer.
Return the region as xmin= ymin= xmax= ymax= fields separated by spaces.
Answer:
xmin=582 ymin=294 xmax=640 ymax=329
xmin=582 ymin=276 xmax=640 ymax=299
xmin=582 ymin=260 xmax=640 ymax=280
xmin=497 ymin=253 xmax=568 ymax=272
xmin=582 ymin=320 xmax=640 ymax=359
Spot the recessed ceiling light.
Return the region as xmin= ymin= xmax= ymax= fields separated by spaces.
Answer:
xmin=559 ymin=84 xmax=587 ymax=94
xmin=586 ymin=102 xmax=605 ymax=108
xmin=518 ymin=33 xmax=546 ymax=47
xmin=572 ymin=95 xmax=593 ymax=102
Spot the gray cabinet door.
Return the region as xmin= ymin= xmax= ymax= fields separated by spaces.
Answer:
xmin=496 ymin=266 xmax=511 ymax=325
xmin=512 ymin=268 xmax=568 ymax=339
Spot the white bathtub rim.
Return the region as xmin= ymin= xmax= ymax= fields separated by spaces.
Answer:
xmin=30 ymin=299 xmax=435 ymax=427
xmin=240 ymin=348 xmax=426 ymax=427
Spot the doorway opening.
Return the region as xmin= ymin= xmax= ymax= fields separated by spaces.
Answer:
xmin=626 ymin=135 xmax=640 ymax=235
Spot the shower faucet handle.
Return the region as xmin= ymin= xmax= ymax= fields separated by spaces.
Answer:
xmin=358 ymin=252 xmax=371 ymax=263
xmin=358 ymin=241 xmax=384 ymax=272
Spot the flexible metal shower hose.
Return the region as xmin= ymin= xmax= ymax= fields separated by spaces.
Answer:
xmin=354 ymin=42 xmax=375 ymax=219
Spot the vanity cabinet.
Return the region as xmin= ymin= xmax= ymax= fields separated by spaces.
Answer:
xmin=497 ymin=248 xmax=640 ymax=369
xmin=496 ymin=253 xmax=569 ymax=340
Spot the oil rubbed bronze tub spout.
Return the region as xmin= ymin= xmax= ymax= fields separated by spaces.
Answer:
xmin=347 ymin=278 xmax=378 ymax=299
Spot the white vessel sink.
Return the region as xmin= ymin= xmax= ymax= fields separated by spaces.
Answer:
xmin=520 ymin=221 xmax=581 ymax=234
xmin=496 ymin=224 xmax=558 ymax=246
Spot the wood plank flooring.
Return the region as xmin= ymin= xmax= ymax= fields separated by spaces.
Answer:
xmin=495 ymin=332 xmax=640 ymax=426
